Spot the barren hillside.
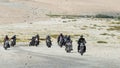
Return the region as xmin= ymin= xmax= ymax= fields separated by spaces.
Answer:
xmin=0 ymin=0 xmax=120 ymax=23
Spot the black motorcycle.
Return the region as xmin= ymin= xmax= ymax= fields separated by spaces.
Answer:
xmin=4 ymin=41 xmax=10 ymax=50
xmin=11 ymin=39 xmax=16 ymax=47
xmin=29 ymin=41 xmax=35 ymax=46
xmin=29 ymin=37 xmax=35 ymax=46
xmin=78 ymin=43 xmax=86 ymax=55
xmin=46 ymin=39 xmax=52 ymax=48
xmin=65 ymin=42 xmax=73 ymax=53
xmin=35 ymin=39 xmax=39 ymax=47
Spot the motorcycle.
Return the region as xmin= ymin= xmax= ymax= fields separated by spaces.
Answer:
xmin=65 ymin=42 xmax=73 ymax=53
xmin=46 ymin=39 xmax=52 ymax=48
xmin=4 ymin=41 xmax=10 ymax=50
xmin=78 ymin=43 xmax=86 ymax=56
xmin=10 ymin=39 xmax=16 ymax=47
xmin=35 ymin=39 xmax=39 ymax=47
xmin=29 ymin=39 xmax=35 ymax=46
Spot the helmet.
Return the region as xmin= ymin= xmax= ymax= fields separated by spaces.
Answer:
xmin=80 ymin=35 xmax=83 ymax=38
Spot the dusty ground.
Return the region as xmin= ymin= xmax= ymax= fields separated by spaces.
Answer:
xmin=0 ymin=41 xmax=120 ymax=68
xmin=0 ymin=0 xmax=120 ymax=23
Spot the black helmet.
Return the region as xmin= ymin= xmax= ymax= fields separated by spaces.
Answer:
xmin=80 ymin=35 xmax=83 ymax=38
xmin=60 ymin=33 xmax=63 ymax=35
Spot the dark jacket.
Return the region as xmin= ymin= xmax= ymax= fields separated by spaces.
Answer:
xmin=78 ymin=38 xmax=86 ymax=45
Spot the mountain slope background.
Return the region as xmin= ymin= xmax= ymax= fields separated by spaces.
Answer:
xmin=0 ymin=0 xmax=120 ymax=23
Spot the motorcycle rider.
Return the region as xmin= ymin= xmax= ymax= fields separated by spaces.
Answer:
xmin=3 ymin=35 xmax=10 ymax=49
xmin=57 ymin=33 xmax=64 ymax=47
xmin=63 ymin=35 xmax=68 ymax=45
xmin=57 ymin=33 xmax=64 ymax=44
xmin=11 ymin=35 xmax=16 ymax=46
xmin=65 ymin=35 xmax=73 ymax=52
xmin=46 ymin=35 xmax=52 ymax=47
xmin=77 ymin=35 xmax=86 ymax=52
xmin=35 ymin=34 xmax=40 ymax=46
